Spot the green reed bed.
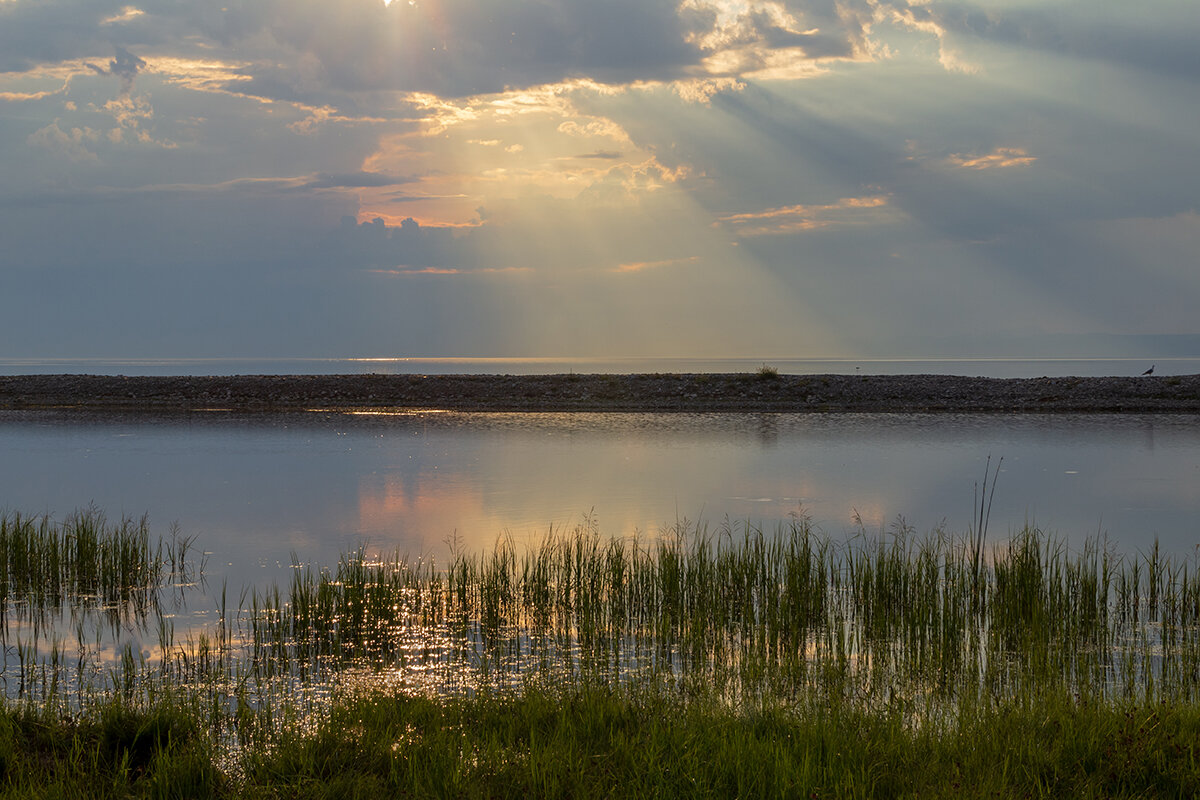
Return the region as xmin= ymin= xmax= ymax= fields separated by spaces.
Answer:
xmin=6 ymin=510 xmax=1200 ymax=796
xmin=0 ymin=509 xmax=196 ymax=627
xmin=241 ymin=517 xmax=1200 ymax=714
xmin=0 ymin=509 xmax=200 ymax=710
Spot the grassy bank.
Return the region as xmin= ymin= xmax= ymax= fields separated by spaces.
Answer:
xmin=3 ymin=509 xmax=1200 ymax=796
xmin=3 ymin=688 xmax=1199 ymax=798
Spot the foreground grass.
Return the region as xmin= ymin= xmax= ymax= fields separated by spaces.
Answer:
xmin=3 ymin=687 xmax=1199 ymax=799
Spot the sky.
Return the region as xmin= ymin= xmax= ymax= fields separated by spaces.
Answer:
xmin=1 ymin=0 xmax=1198 ymax=360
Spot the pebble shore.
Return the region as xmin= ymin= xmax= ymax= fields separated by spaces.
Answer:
xmin=2 ymin=373 xmax=1199 ymax=414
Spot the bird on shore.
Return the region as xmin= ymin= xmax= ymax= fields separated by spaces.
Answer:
xmin=1141 ymin=365 xmax=1155 ymax=375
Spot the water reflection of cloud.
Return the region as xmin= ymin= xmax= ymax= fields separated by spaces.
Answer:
xmin=3 ymin=412 xmax=1199 ymax=586
xmin=357 ymin=472 xmax=493 ymax=553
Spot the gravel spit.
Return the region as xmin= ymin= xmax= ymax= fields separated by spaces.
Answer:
xmin=2 ymin=373 xmax=1198 ymax=414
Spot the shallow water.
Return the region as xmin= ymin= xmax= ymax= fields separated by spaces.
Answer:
xmin=1 ymin=410 xmax=1197 ymax=594
xmin=3 ymin=408 xmax=1200 ymax=710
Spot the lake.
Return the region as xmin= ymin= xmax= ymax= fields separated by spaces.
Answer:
xmin=2 ymin=409 xmax=1197 ymax=596
xmin=3 ymin=405 xmax=1199 ymax=710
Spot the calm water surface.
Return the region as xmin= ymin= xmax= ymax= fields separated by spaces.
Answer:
xmin=2 ymin=410 xmax=1198 ymax=592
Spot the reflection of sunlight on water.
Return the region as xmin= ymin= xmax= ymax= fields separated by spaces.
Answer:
xmin=314 ymin=409 xmax=454 ymax=416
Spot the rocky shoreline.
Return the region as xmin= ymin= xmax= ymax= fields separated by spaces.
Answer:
xmin=2 ymin=373 xmax=1199 ymax=414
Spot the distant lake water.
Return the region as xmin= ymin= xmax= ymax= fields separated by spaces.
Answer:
xmin=2 ymin=356 xmax=1198 ymax=377
xmin=1 ymin=410 xmax=1197 ymax=594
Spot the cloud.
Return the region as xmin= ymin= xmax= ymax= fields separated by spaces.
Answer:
xmin=1 ymin=0 xmax=891 ymax=106
xmin=614 ymin=256 xmax=700 ymax=273
xmin=689 ymin=0 xmax=881 ymax=79
xmin=883 ymin=1 xmax=1200 ymax=81
xmin=353 ymin=81 xmax=695 ymax=226
xmin=326 ymin=215 xmax=486 ymax=271
xmin=85 ymin=45 xmax=146 ymax=94
xmin=718 ymin=195 xmax=893 ymax=236
xmin=0 ymin=86 xmax=64 ymax=102
xmin=256 ymin=0 xmax=707 ymax=98
xmin=0 ymin=1 xmax=124 ymax=73
xmin=300 ymin=172 xmax=414 ymax=190
xmin=26 ymin=120 xmax=101 ymax=162
xmin=944 ymin=147 xmax=1036 ymax=170
xmin=2 ymin=0 xmax=1198 ymax=361
xmin=671 ymin=76 xmax=745 ymax=104
xmin=101 ymin=6 xmax=146 ymax=26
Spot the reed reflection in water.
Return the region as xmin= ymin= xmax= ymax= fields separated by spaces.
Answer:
xmin=6 ymin=509 xmax=1200 ymax=744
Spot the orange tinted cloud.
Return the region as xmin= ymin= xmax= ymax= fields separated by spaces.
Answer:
xmin=718 ymin=195 xmax=892 ymax=236
xmin=614 ymin=256 xmax=700 ymax=273
xmin=946 ymin=147 xmax=1036 ymax=170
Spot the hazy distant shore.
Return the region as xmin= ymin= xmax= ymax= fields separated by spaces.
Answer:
xmin=2 ymin=373 xmax=1199 ymax=414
